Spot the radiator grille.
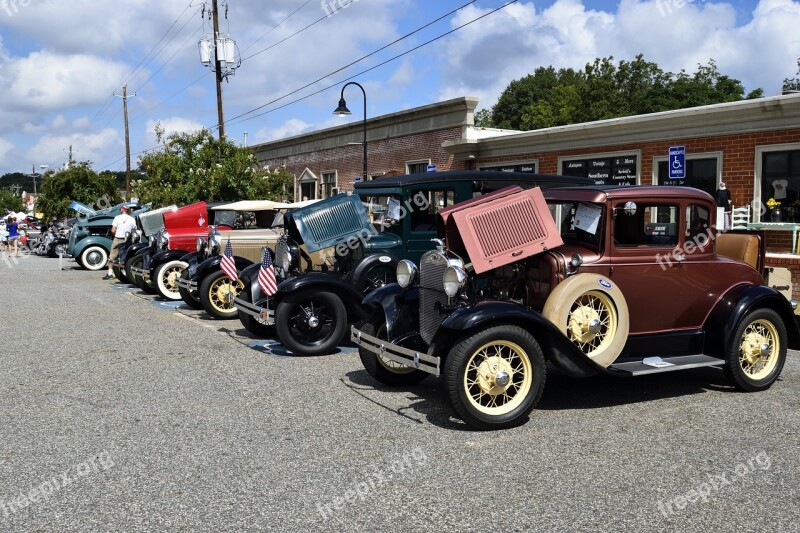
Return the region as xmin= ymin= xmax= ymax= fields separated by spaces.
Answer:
xmin=304 ymin=201 xmax=364 ymax=244
xmin=419 ymin=251 xmax=449 ymax=344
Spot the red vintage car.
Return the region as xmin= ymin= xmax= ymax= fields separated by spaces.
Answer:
xmin=352 ymin=186 xmax=799 ymax=430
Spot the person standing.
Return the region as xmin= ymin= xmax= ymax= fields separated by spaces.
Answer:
xmin=7 ymin=216 xmax=20 ymax=258
xmin=103 ymin=205 xmax=136 ymax=280
xmin=715 ymin=182 xmax=733 ymax=230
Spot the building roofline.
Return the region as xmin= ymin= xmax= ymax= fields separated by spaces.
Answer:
xmin=444 ymin=93 xmax=800 ymax=159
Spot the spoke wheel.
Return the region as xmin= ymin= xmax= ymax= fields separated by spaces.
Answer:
xmin=200 ymin=270 xmax=244 ymax=319
xmin=358 ymin=264 xmax=397 ymax=294
xmin=357 ymin=319 xmax=428 ymax=386
xmin=724 ymin=308 xmax=787 ymax=392
xmin=276 ymin=290 xmax=347 ymax=356
xmin=542 ymin=274 xmax=629 ymax=368
xmin=155 ymin=260 xmax=188 ymax=300
xmin=446 ymin=325 xmax=545 ymax=430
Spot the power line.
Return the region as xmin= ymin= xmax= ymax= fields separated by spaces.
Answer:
xmin=240 ymin=0 xmax=364 ymax=62
xmin=225 ymin=0 xmax=481 ymax=126
xmin=238 ymin=0 xmax=314 ymax=56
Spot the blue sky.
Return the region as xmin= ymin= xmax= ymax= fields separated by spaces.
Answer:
xmin=0 ymin=0 xmax=798 ymax=179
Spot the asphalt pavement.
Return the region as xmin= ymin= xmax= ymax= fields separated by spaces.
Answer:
xmin=0 ymin=252 xmax=798 ymax=532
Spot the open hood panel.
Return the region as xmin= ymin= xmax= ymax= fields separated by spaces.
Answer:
xmin=286 ymin=193 xmax=374 ymax=253
xmin=449 ymin=187 xmax=563 ymax=274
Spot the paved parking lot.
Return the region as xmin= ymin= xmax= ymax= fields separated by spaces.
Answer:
xmin=1 ymin=253 xmax=798 ymax=531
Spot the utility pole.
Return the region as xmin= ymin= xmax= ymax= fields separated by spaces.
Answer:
xmin=199 ymin=2 xmax=239 ymax=141
xmin=114 ymin=85 xmax=135 ymax=201
xmin=212 ymin=0 xmax=225 ymax=140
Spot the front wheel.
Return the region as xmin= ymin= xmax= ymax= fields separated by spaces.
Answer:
xmin=80 ymin=245 xmax=108 ymax=271
xmin=199 ymin=270 xmax=244 ymax=319
xmin=724 ymin=308 xmax=787 ymax=392
xmin=357 ymin=318 xmax=428 ymax=386
xmin=237 ymin=282 xmax=276 ymax=338
xmin=275 ymin=290 xmax=347 ymax=356
xmin=154 ymin=260 xmax=188 ymax=301
xmin=445 ymin=325 xmax=546 ymax=431
xmin=112 ymin=264 xmax=130 ymax=284
xmin=178 ymin=270 xmax=203 ymax=310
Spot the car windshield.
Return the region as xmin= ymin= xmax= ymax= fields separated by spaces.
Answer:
xmin=361 ymin=194 xmax=403 ymax=232
xmin=547 ymin=200 xmax=604 ymax=248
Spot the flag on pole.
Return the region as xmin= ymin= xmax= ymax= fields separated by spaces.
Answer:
xmin=220 ymin=238 xmax=237 ymax=281
xmin=258 ymin=247 xmax=278 ymax=296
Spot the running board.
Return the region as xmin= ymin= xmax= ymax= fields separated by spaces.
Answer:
xmin=608 ymin=355 xmax=724 ymax=376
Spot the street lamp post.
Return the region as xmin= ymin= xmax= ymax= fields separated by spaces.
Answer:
xmin=33 ymin=164 xmax=48 ymax=217
xmin=333 ymin=82 xmax=367 ymax=181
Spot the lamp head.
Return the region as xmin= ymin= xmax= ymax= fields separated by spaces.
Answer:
xmin=333 ymin=97 xmax=351 ymax=116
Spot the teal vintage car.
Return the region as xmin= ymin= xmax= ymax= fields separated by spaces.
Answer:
xmin=233 ymin=170 xmax=592 ymax=356
xmin=67 ymin=200 xmax=141 ymax=271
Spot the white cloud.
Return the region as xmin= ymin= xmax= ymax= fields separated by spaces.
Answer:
xmin=143 ymin=117 xmax=204 ymax=146
xmin=26 ymin=128 xmax=121 ymax=170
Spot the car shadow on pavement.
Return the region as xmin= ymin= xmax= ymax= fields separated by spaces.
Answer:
xmin=343 ymin=369 xmax=471 ymax=431
xmin=341 ymin=363 xmax=735 ymax=431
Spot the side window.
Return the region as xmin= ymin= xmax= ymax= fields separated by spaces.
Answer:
xmin=686 ymin=204 xmax=712 ymax=249
xmin=614 ymin=204 xmax=679 ymax=247
xmin=410 ymin=189 xmax=454 ymax=232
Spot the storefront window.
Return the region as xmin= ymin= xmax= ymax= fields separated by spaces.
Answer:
xmin=657 ymin=157 xmax=718 ymax=196
xmin=761 ymin=150 xmax=800 ymax=221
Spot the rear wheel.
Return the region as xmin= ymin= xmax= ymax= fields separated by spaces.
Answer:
xmin=445 ymin=325 xmax=545 ymax=431
xmin=154 ymin=260 xmax=187 ymax=300
xmin=125 ymin=255 xmax=144 ymax=287
xmin=357 ymin=318 xmax=428 ymax=386
xmin=112 ymin=264 xmax=130 ymax=284
xmin=724 ymin=308 xmax=787 ymax=392
xmin=275 ymin=290 xmax=347 ymax=356
xmin=80 ymin=245 xmax=108 ymax=271
xmin=199 ymin=270 xmax=244 ymax=319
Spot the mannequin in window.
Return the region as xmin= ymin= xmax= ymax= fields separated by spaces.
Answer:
xmin=715 ymin=182 xmax=732 ymax=230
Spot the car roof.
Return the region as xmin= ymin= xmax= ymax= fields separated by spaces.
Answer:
xmin=354 ymin=170 xmax=593 ymax=190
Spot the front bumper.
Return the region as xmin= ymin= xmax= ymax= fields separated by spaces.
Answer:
xmin=176 ymin=277 xmax=198 ymax=291
xmin=350 ymin=326 xmax=440 ymax=376
xmin=232 ymin=295 xmax=275 ymax=325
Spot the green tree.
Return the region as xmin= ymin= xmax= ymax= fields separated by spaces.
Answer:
xmin=134 ymin=126 xmax=294 ymax=207
xmin=491 ymin=55 xmax=763 ymax=130
xmin=474 ymin=108 xmax=494 ymax=128
xmin=0 ymin=189 xmax=24 ymax=213
xmin=36 ymin=162 xmax=121 ymax=220
xmin=783 ymin=59 xmax=800 ymax=93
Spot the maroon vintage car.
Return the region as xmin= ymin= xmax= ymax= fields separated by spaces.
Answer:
xmin=352 ymin=185 xmax=799 ymax=430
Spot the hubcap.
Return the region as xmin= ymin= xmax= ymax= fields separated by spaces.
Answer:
xmin=464 ymin=340 xmax=533 ymax=415
xmin=739 ymin=319 xmax=779 ymax=380
xmin=210 ymin=277 xmax=243 ymax=312
xmin=566 ymin=291 xmax=617 ymax=357
xmin=307 ymin=316 xmax=320 ymax=329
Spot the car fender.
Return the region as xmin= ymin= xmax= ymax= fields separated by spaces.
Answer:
xmin=148 ymin=249 xmax=190 ymax=276
xmin=125 ymin=242 xmax=150 ymax=259
xmin=349 ymin=252 xmax=400 ymax=287
xmin=180 ymin=251 xmax=203 ymax=265
xmin=196 ymin=255 xmax=253 ymax=281
xmin=278 ymin=272 xmax=372 ymax=321
xmin=71 ymin=235 xmax=111 ymax=257
xmin=704 ymin=283 xmax=800 ymax=355
xmin=437 ymin=301 xmax=602 ymax=378
xmin=361 ymin=283 xmax=420 ymax=340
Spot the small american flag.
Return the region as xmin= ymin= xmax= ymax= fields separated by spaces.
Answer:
xmin=220 ymin=238 xmax=237 ymax=281
xmin=258 ymin=247 xmax=278 ymax=296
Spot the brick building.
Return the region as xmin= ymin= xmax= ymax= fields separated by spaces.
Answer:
xmin=252 ymin=93 xmax=800 ymax=295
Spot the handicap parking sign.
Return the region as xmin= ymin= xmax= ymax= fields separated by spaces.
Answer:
xmin=669 ymin=146 xmax=685 ymax=180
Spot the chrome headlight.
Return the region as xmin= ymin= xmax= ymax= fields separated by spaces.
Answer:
xmin=159 ymin=230 xmax=170 ymax=250
xmin=197 ymin=237 xmax=207 ymax=253
xmin=275 ymin=239 xmax=298 ymax=272
xmin=443 ymin=265 xmax=468 ymax=298
xmin=396 ymin=260 xmax=417 ymax=288
xmin=208 ymin=231 xmax=222 ymax=255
